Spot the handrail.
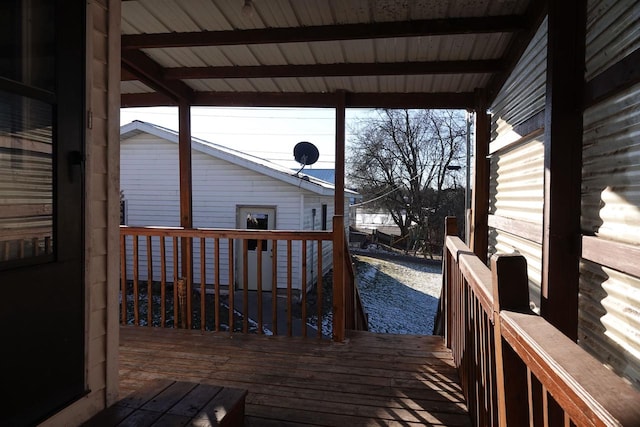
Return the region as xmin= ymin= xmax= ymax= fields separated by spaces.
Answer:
xmin=442 ymin=216 xmax=640 ymax=426
xmin=344 ymin=237 xmax=368 ymax=331
xmin=120 ymin=225 xmax=333 ymax=338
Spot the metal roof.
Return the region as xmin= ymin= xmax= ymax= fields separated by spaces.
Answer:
xmin=121 ymin=0 xmax=544 ymax=109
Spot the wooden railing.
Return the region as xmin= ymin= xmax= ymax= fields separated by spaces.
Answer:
xmin=344 ymin=238 xmax=368 ymax=332
xmin=120 ymin=225 xmax=334 ymax=338
xmin=441 ymin=217 xmax=640 ymax=426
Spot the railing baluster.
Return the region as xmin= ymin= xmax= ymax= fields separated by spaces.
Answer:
xmin=271 ymin=240 xmax=278 ymax=336
xmin=120 ymin=233 xmax=127 ymax=325
xmin=200 ymin=237 xmax=206 ymax=331
xmin=160 ymin=236 xmax=166 ymax=327
xmin=301 ymin=239 xmax=307 ymax=338
xmin=228 ymin=238 xmax=234 ymax=333
xmin=118 ymin=227 xmax=336 ymax=338
xmin=287 ymin=239 xmax=292 ymax=337
xmin=257 ymin=238 xmax=263 ymax=334
xmin=214 ymin=237 xmax=220 ymax=332
xmin=186 ymin=237 xmax=192 ymax=329
xmin=133 ymin=235 xmax=139 ymax=326
xmin=173 ymin=236 xmax=178 ymax=327
xmin=242 ymin=239 xmax=248 ymax=334
xmin=147 ymin=235 xmax=153 ymax=327
xmin=317 ymin=239 xmax=323 ymax=338
xmin=31 ymin=237 xmax=38 ymax=256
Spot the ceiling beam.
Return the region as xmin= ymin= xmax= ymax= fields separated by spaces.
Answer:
xmin=163 ymin=60 xmax=502 ymax=80
xmin=121 ymin=92 xmax=177 ymax=108
xmin=121 ymin=91 xmax=475 ymax=109
xmin=122 ymin=15 xmax=526 ymax=50
xmin=121 ymin=50 xmax=194 ymax=102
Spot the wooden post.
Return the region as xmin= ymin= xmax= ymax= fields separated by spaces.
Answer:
xmin=178 ymin=101 xmax=192 ymax=272
xmin=178 ymin=101 xmax=193 ymax=329
xmin=437 ymin=217 xmax=458 ymax=342
xmin=332 ymin=92 xmax=346 ymax=342
xmin=540 ymin=0 xmax=585 ymax=341
xmin=470 ymin=90 xmax=490 ymax=263
xmin=491 ymin=254 xmax=530 ymax=427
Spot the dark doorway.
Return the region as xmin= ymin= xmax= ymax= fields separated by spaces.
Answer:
xmin=0 ymin=1 xmax=86 ymax=425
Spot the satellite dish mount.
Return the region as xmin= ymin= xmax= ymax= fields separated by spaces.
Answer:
xmin=293 ymin=141 xmax=319 ymax=176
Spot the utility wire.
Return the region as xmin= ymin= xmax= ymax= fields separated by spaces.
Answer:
xmin=350 ymin=172 xmax=422 ymax=208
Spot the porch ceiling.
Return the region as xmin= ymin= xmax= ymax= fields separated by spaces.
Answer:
xmin=120 ymin=0 xmax=545 ymax=109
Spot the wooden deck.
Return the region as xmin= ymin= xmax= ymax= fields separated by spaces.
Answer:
xmin=119 ymin=326 xmax=471 ymax=426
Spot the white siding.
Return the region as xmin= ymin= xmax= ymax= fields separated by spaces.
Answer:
xmin=303 ymin=195 xmax=335 ymax=289
xmin=121 ymin=135 xmax=180 ymax=227
xmin=120 ymin=133 xmax=342 ymax=292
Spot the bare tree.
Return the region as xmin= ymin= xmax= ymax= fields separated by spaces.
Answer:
xmin=348 ymin=109 xmax=466 ymax=257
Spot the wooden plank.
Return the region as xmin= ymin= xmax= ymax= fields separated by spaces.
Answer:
xmin=581 ymin=235 xmax=640 ymax=278
xmin=141 ymin=381 xmax=197 ymax=412
xmin=584 ymin=47 xmax=640 ymax=107
xmin=87 ymin=378 xmax=246 ymax=426
xmin=196 ymin=387 xmax=247 ymax=427
xmin=500 ymin=311 xmax=640 ymax=426
xmin=487 ymin=214 xmax=542 ymax=245
xmin=118 ymin=329 xmax=467 ymax=415
xmin=120 ymin=226 xmax=333 ymax=241
xmin=168 ymin=384 xmax=223 ymax=417
xmin=81 ymin=404 xmax=136 ymax=426
xmin=117 ymin=378 xmax=175 ymax=409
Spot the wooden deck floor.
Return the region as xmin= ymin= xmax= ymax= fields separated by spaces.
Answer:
xmin=119 ymin=326 xmax=471 ymax=426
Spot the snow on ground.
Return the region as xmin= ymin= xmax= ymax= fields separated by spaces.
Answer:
xmin=353 ymin=254 xmax=442 ymax=335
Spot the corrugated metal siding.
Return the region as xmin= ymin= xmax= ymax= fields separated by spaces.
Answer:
xmin=585 ymin=0 xmax=640 ymax=81
xmin=582 ymin=82 xmax=640 ymax=244
xmin=580 ymin=80 xmax=640 ymax=389
xmin=490 ymin=17 xmax=547 ymax=141
xmin=488 ymin=228 xmax=542 ymax=311
xmin=489 ymin=133 xmax=544 ymax=223
xmin=579 ymin=259 xmax=640 ymax=389
xmin=487 ymin=17 xmax=547 ymax=312
xmin=488 ymin=134 xmax=544 ymax=311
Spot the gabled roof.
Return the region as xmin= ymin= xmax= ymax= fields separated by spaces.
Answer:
xmin=120 ymin=120 xmax=357 ymax=197
xmin=298 ymin=169 xmax=335 ymax=185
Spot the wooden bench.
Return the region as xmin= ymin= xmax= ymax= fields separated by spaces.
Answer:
xmin=83 ymin=379 xmax=247 ymax=426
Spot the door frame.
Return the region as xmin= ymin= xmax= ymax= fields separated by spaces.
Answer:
xmin=235 ymin=205 xmax=276 ymax=291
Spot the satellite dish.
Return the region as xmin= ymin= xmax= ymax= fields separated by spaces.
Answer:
xmin=294 ymin=141 xmax=319 ymax=166
xmin=293 ymin=141 xmax=319 ymax=176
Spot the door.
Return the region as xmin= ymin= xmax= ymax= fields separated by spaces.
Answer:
xmin=0 ymin=1 xmax=86 ymax=425
xmin=236 ymin=207 xmax=275 ymax=291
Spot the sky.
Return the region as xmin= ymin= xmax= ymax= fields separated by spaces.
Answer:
xmin=120 ymin=106 xmax=376 ymax=170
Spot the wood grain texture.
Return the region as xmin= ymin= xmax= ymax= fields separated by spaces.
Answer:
xmin=119 ymin=327 xmax=470 ymax=426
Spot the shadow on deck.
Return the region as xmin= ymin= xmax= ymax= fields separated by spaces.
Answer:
xmin=119 ymin=326 xmax=471 ymax=426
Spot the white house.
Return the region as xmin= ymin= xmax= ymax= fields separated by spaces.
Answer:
xmin=120 ymin=120 xmax=356 ymax=293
